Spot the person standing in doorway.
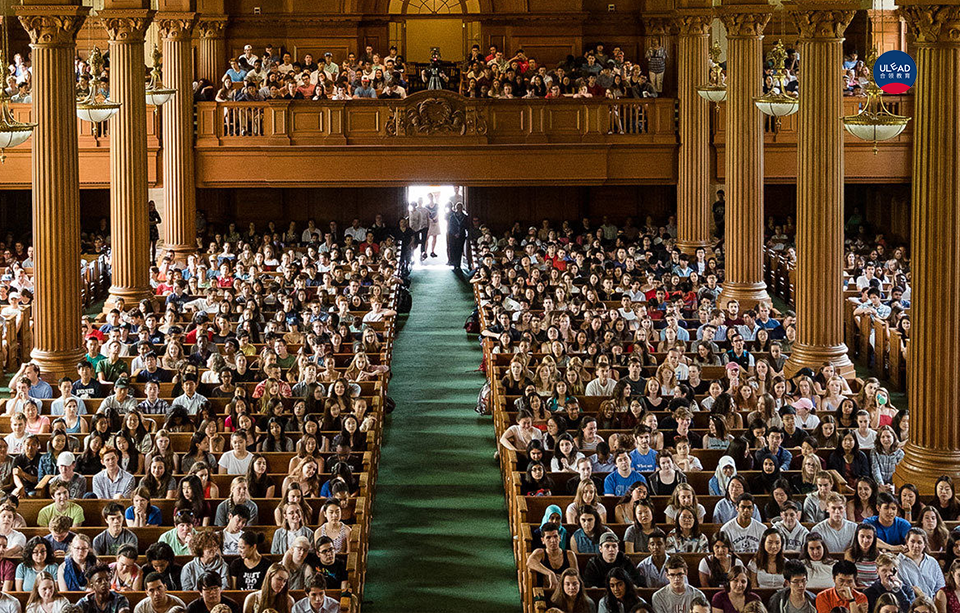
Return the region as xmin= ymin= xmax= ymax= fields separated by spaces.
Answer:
xmin=425 ymin=194 xmax=441 ymax=259
xmin=446 ymin=202 xmax=468 ymax=272
xmin=409 ymin=200 xmax=429 ymax=262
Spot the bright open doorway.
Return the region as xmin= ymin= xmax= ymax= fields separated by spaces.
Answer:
xmin=405 ymin=185 xmax=464 ymax=269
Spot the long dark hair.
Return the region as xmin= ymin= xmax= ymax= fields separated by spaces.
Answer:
xmin=175 ymin=475 xmax=205 ymax=519
xmin=601 ymin=567 xmax=642 ymax=612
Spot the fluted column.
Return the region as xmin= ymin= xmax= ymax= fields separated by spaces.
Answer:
xmin=784 ymin=1 xmax=857 ymax=378
xmin=101 ymin=9 xmax=154 ymax=306
xmin=197 ymin=17 xmax=227 ymax=85
xmin=894 ymin=0 xmax=960 ymax=492
xmin=674 ymin=7 xmax=713 ymax=254
xmin=718 ymin=1 xmax=772 ymax=309
xmin=157 ymin=13 xmax=197 ymax=260
xmin=14 ymin=3 xmax=88 ymax=379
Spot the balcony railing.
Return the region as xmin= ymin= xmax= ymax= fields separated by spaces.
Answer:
xmin=194 ymin=90 xmax=679 ymax=147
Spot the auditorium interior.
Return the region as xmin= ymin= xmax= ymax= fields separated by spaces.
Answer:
xmin=0 ymin=0 xmax=955 ymax=611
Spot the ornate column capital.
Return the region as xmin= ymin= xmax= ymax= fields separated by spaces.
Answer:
xmin=789 ymin=1 xmax=858 ymax=41
xmin=14 ymin=5 xmax=89 ymax=47
xmin=643 ymin=16 xmax=674 ymax=36
xmin=196 ymin=16 xmax=228 ymax=40
xmin=156 ymin=12 xmax=197 ymax=41
xmin=99 ymin=9 xmax=154 ymax=43
xmin=718 ymin=7 xmax=772 ymax=38
xmin=898 ymin=4 xmax=960 ymax=45
xmin=674 ymin=10 xmax=713 ymax=37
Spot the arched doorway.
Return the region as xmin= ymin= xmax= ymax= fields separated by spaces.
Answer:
xmin=388 ymin=0 xmax=481 ymax=63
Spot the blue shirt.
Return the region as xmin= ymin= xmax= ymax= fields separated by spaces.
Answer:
xmin=226 ymin=68 xmax=247 ymax=82
xmin=629 ymin=448 xmax=658 ymax=473
xmin=29 ymin=380 xmax=53 ymax=399
xmin=124 ymin=504 xmax=163 ymax=526
xmin=864 ymin=515 xmax=911 ymax=546
xmin=603 ymin=470 xmax=647 ymax=496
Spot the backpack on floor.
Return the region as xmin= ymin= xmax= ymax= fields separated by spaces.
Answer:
xmin=475 ymin=380 xmax=491 ymax=415
xmin=396 ymin=287 xmax=412 ymax=313
xmin=464 ymin=311 xmax=480 ymax=334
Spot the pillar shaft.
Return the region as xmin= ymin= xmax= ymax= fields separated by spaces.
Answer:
xmin=784 ymin=2 xmax=856 ymax=377
xmin=894 ymin=1 xmax=960 ymax=492
xmin=197 ymin=17 xmax=227 ymax=85
xmin=157 ymin=13 xmax=198 ymax=259
xmin=675 ymin=10 xmax=713 ymax=254
xmin=718 ymin=5 xmax=772 ymax=309
xmin=15 ymin=5 xmax=89 ymax=379
xmin=102 ymin=10 xmax=154 ymax=305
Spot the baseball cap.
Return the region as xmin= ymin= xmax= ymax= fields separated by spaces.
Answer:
xmin=791 ymin=398 xmax=814 ymax=412
xmin=600 ymin=532 xmax=619 ymax=546
xmin=57 ymin=451 xmax=76 ymax=466
xmin=725 ymin=362 xmax=741 ymax=371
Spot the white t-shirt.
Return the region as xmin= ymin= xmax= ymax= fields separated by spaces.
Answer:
xmin=812 ymin=518 xmax=857 ymax=553
xmin=855 ymin=428 xmax=877 ymax=450
xmin=720 ymin=518 xmax=767 ymax=553
xmin=222 ymin=529 xmax=242 ymax=555
xmin=3 ymin=433 xmax=26 ymax=455
xmin=1 ymin=529 xmax=25 ymax=552
xmin=218 ymin=451 xmax=253 ymax=475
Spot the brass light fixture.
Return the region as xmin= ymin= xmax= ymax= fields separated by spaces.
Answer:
xmin=696 ymin=41 xmax=727 ymax=106
xmin=841 ymin=49 xmax=911 ymax=154
xmin=754 ymin=40 xmax=799 ymax=124
xmin=0 ymin=11 xmax=36 ymax=162
xmin=145 ymin=44 xmax=175 ymax=107
xmin=76 ymin=46 xmax=121 ymax=123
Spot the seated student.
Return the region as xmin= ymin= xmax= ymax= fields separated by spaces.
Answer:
xmin=635 ymin=529 xmax=669 ymax=589
xmin=241 ymin=563 xmax=296 ymax=613
xmin=12 ymin=434 xmax=41 ymax=498
xmin=292 ymin=575 xmax=340 ymax=613
xmin=218 ymin=431 xmax=253 ymax=475
xmin=604 ymin=450 xmax=648 ymax=496
xmin=72 ymin=361 xmax=103 ymax=399
xmin=15 ymin=537 xmax=59 ymax=592
xmin=813 ymin=492 xmax=858 ymax=553
xmin=142 ymin=543 xmax=182 ymax=593
xmin=803 ymin=471 xmax=838 ymax=524
xmin=583 ymin=531 xmax=643 ymax=589
xmin=815 ymin=559 xmax=868 ymax=613
xmin=92 ymin=503 xmax=138 ymax=557
xmin=0 ymin=591 xmax=19 ymax=613
xmin=863 ymin=553 xmax=915 ymax=613
xmin=721 ymin=494 xmax=767 ymax=554
xmin=272 ymin=503 xmax=314 ymax=555
xmin=56 ymin=535 xmax=96 ymax=592
xmin=109 ymin=546 xmax=143 ymax=592
xmin=214 ymin=477 xmax=259 ymax=527
xmin=221 ymin=506 xmax=251 ymax=556
xmin=187 ymin=571 xmax=241 ymax=613
xmin=171 ymin=374 xmax=209 ymax=417
xmin=50 ymin=452 xmax=87 ymax=499
xmin=768 ymin=559 xmax=817 ymax=613
xmin=77 ymin=563 xmax=131 ymax=613
xmin=92 ymin=447 xmax=135 ymax=500
xmin=524 ymin=521 xmax=577 ymax=591
xmin=181 ymin=531 xmax=229 ymax=591
xmin=25 ymin=571 xmax=68 ymax=613
xmin=134 ymin=572 xmax=186 ymax=613
xmin=898 ymin=527 xmax=945 ymax=600
xmin=651 ymin=554 xmax=706 ymax=613
xmin=43 ymin=516 xmax=77 ymax=558
xmin=0 ymin=505 xmax=26 ymax=559
xmin=159 ymin=510 xmax=198 ymax=557
xmin=51 ymin=378 xmax=87 ymax=416
xmin=37 ymin=482 xmax=85 ymax=527
xmin=125 ymin=488 xmax=163 ymax=527
xmin=865 ymin=492 xmax=913 ymax=551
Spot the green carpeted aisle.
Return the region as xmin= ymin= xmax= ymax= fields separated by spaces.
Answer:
xmin=365 ymin=269 xmax=521 ymax=612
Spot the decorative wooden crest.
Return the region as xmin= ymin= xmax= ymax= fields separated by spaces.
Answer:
xmin=385 ymin=90 xmax=488 ymax=137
